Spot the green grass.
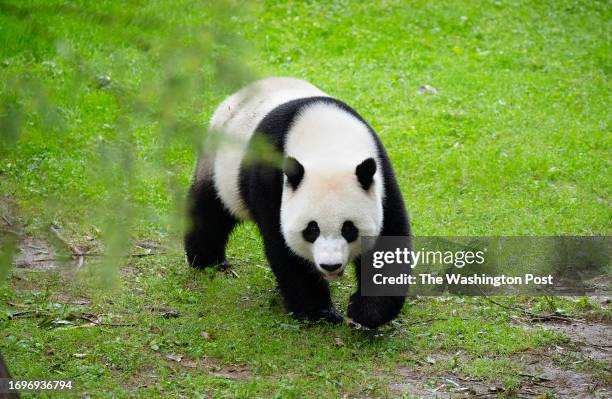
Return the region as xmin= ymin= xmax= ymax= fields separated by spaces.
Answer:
xmin=0 ymin=0 xmax=610 ymax=397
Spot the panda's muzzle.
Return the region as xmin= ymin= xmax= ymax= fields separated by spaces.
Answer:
xmin=312 ymin=236 xmax=349 ymax=278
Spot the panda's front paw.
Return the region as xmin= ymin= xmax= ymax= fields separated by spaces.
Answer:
xmin=347 ymin=295 xmax=376 ymax=328
xmin=218 ymin=260 xmax=231 ymax=271
xmin=347 ymin=294 xmax=404 ymax=329
xmin=318 ymin=307 xmax=344 ymax=324
xmin=295 ymin=307 xmax=344 ymax=324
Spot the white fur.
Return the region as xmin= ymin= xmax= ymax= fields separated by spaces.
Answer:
xmin=312 ymin=237 xmax=349 ymax=278
xmin=280 ymin=103 xmax=384 ymax=277
xmin=199 ymin=77 xmax=327 ymax=220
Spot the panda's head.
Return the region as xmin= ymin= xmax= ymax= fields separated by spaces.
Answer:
xmin=280 ymin=156 xmax=384 ymax=279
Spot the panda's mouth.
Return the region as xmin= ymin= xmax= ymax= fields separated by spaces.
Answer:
xmin=322 ymin=268 xmax=345 ymax=281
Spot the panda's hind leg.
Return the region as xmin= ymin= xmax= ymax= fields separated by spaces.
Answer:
xmin=185 ymin=179 xmax=238 ymax=269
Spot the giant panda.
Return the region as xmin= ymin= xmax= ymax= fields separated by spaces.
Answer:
xmin=185 ymin=77 xmax=410 ymax=328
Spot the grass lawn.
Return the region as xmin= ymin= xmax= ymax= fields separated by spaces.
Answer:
xmin=0 ymin=0 xmax=610 ymax=397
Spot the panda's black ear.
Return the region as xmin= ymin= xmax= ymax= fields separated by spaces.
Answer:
xmin=356 ymin=157 xmax=376 ymax=190
xmin=283 ymin=156 xmax=304 ymax=190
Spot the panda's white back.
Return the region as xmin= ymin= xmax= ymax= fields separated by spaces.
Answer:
xmin=199 ymin=77 xmax=327 ymax=220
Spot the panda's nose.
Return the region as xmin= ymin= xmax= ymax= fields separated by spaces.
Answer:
xmin=320 ymin=263 xmax=342 ymax=272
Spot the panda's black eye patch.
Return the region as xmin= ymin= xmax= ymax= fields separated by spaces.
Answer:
xmin=342 ymin=221 xmax=359 ymax=243
xmin=302 ymin=221 xmax=320 ymax=243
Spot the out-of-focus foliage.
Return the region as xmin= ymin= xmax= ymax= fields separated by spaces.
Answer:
xmin=0 ymin=0 xmax=255 ymax=285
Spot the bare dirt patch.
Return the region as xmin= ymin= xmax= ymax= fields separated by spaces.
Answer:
xmin=164 ymin=354 xmax=251 ymax=380
xmin=0 ymin=195 xmax=19 ymax=228
xmin=388 ymin=367 xmax=451 ymax=398
xmin=389 ymin=319 xmax=612 ymax=399
xmin=121 ymin=356 xmax=251 ymax=394
xmin=518 ymin=321 xmax=612 ymax=397
xmin=13 ymin=236 xmax=58 ymax=271
xmin=390 ymin=359 xmax=608 ymax=398
xmin=389 ymin=364 xmax=510 ymax=398
xmin=517 ymin=350 xmax=607 ymax=398
xmin=1 ymin=194 xmax=59 ymax=272
xmin=50 ymin=292 xmax=91 ymax=306
xmin=119 ymin=364 xmax=164 ymax=393
xmin=541 ymin=321 xmax=611 ymax=361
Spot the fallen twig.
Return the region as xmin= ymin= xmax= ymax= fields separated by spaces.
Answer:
xmin=50 ymin=224 xmax=85 ymax=269
xmin=526 ymin=313 xmax=584 ymax=323
xmin=443 ymin=377 xmax=461 ymax=388
xmin=519 ymin=372 xmax=551 ymax=382
xmin=1 ymin=214 xmax=12 ymax=226
xmin=127 ymin=252 xmax=165 ymax=257
xmin=78 ymin=314 xmax=136 ymax=327
xmin=49 ymin=225 xmax=163 ymax=266
xmin=7 ymin=302 xmax=29 ymax=308
xmin=18 ymin=252 xmax=165 ymax=263
xmin=8 ymin=308 xmax=136 ymax=327
xmin=50 ymin=224 xmax=83 ymax=256
xmin=27 ymin=257 xmax=60 ymax=263
xmin=432 ymin=383 xmax=446 ymax=392
xmin=477 ymin=286 xmax=585 ymax=324
xmin=76 ymin=251 xmax=165 ymax=258
xmin=8 ymin=310 xmax=39 ymax=319
xmin=575 ymin=341 xmax=612 ymax=352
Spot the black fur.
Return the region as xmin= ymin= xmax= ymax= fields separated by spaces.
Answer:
xmin=283 ymin=156 xmax=304 ymax=190
xmin=302 ymin=221 xmax=320 ymax=243
xmin=341 ymin=221 xmax=358 ymax=243
xmin=184 ymin=178 xmax=238 ymax=269
xmin=356 ymin=157 xmax=376 ymax=190
xmin=186 ymin=96 xmax=411 ymax=328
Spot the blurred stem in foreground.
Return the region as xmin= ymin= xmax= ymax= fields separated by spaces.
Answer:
xmin=0 ymin=0 xmax=256 ymax=289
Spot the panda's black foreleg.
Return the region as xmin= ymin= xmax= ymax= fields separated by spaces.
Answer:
xmin=347 ymin=257 xmax=405 ymax=329
xmin=184 ymin=179 xmax=238 ymax=269
xmin=262 ymin=231 xmax=342 ymax=324
xmin=347 ymin=159 xmax=411 ymax=328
